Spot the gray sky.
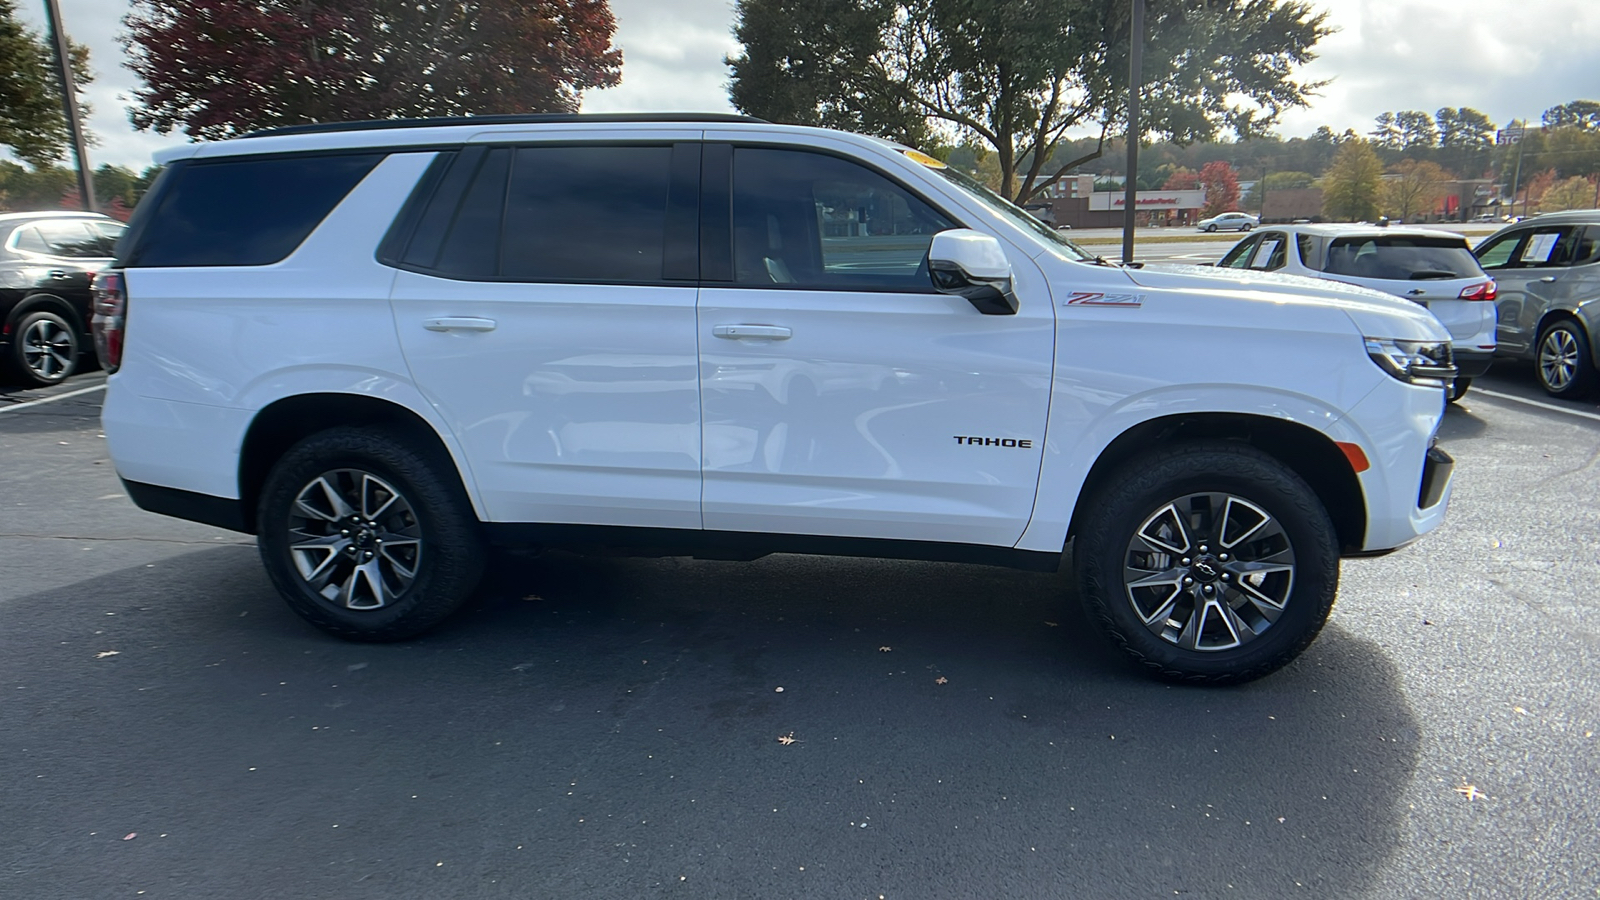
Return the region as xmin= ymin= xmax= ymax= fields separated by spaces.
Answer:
xmin=13 ymin=0 xmax=1600 ymax=171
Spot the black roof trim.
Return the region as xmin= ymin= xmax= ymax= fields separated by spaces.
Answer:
xmin=241 ymin=113 xmax=768 ymax=140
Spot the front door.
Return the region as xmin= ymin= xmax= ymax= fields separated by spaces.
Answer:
xmin=1476 ymin=224 xmax=1584 ymax=354
xmin=696 ymin=145 xmax=1054 ymax=547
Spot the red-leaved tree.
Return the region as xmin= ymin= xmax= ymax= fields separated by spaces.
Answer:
xmin=1198 ymin=160 xmax=1241 ymax=215
xmin=123 ymin=0 xmax=623 ymax=139
xmin=1162 ymin=167 xmax=1199 ymax=190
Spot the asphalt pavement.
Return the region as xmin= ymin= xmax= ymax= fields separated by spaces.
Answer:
xmin=2 ymin=368 xmax=1597 ymax=899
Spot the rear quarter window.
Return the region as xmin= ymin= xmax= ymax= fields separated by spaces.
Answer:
xmin=118 ymin=153 xmax=384 ymax=267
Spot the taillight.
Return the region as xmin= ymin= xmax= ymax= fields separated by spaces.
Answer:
xmin=1458 ymin=281 xmax=1497 ymax=301
xmin=91 ymin=271 xmax=126 ymax=373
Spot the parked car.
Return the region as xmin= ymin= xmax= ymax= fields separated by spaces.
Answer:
xmin=97 ymin=114 xmax=1455 ymax=684
xmin=0 ymin=211 xmax=124 ymax=386
xmin=1216 ymin=224 xmax=1497 ymax=401
xmin=1196 ymin=212 xmax=1259 ymax=233
xmin=1471 ymin=210 xmax=1600 ymax=398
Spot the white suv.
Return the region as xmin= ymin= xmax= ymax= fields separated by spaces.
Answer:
xmin=95 ymin=114 xmax=1456 ymax=684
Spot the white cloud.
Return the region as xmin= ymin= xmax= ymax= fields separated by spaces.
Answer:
xmin=6 ymin=0 xmax=1597 ymax=171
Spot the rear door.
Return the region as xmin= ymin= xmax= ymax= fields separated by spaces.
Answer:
xmin=389 ymin=138 xmax=705 ymax=528
xmin=695 ymin=143 xmax=1054 ymax=546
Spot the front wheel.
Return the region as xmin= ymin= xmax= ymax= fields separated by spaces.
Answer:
xmin=1074 ymin=443 xmax=1339 ymax=684
xmin=1536 ymin=320 xmax=1596 ymax=399
xmin=256 ymin=427 xmax=486 ymax=641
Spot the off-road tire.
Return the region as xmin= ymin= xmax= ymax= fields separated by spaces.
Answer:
xmin=1074 ymin=442 xmax=1339 ymax=685
xmin=256 ymin=426 xmax=485 ymax=641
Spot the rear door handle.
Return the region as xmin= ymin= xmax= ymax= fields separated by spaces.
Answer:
xmin=712 ymin=324 xmax=791 ymax=341
xmin=423 ymin=316 xmax=497 ymax=333
xmin=47 ymin=270 xmax=69 ymax=279
xmin=1538 ymin=276 xmax=1559 ymax=283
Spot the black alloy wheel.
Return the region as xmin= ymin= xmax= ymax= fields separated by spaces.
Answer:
xmin=257 ymin=427 xmax=485 ymax=641
xmin=1074 ymin=442 xmax=1339 ymax=684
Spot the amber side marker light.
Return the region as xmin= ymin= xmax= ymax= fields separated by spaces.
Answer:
xmin=1335 ymin=441 xmax=1371 ymax=473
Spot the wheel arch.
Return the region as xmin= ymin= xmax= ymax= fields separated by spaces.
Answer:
xmin=7 ymin=292 xmax=84 ymax=335
xmin=238 ymin=393 xmax=473 ymax=533
xmin=1066 ymin=412 xmax=1367 ymax=555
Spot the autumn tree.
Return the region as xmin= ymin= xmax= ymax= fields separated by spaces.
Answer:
xmin=123 ymin=0 xmax=623 ymax=139
xmin=1198 ymin=160 xmax=1240 ymax=215
xmin=1540 ymin=176 xmax=1596 ymax=212
xmin=1321 ymin=140 xmax=1383 ymax=222
xmin=1161 ymin=166 xmax=1198 ymax=190
xmin=1379 ymin=159 xmax=1448 ymax=220
xmin=0 ymin=0 xmax=92 ymax=166
xmin=1521 ymin=168 xmax=1558 ymax=211
xmin=728 ymin=0 xmax=1332 ymax=203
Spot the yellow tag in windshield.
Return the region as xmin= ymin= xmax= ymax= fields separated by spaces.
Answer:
xmin=903 ymin=149 xmax=948 ymax=169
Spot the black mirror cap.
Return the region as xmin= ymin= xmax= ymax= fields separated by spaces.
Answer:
xmin=930 ymin=264 xmax=1020 ymax=315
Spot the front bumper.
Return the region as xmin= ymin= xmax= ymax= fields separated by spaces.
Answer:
xmin=1329 ymin=377 xmax=1453 ymax=553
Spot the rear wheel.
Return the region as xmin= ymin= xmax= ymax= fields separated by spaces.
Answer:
xmin=256 ymin=427 xmax=485 ymax=641
xmin=1074 ymin=443 xmax=1339 ymax=684
xmin=1536 ymin=320 xmax=1596 ymax=399
xmin=1204 ymin=224 xmax=1218 ymax=233
xmin=1241 ymin=223 xmax=1254 ymax=232
xmin=9 ymin=310 xmax=78 ymax=387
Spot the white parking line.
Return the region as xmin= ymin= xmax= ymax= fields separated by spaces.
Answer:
xmin=0 ymin=383 xmax=106 ymax=415
xmin=1471 ymin=387 xmax=1600 ymax=424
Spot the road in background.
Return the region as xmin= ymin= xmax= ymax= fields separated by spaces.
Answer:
xmin=2 ymin=367 xmax=1596 ymax=899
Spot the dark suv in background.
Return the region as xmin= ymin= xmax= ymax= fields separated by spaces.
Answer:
xmin=0 ymin=211 xmax=125 ymax=386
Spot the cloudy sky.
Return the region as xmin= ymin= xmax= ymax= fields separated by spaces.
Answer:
xmin=13 ymin=0 xmax=1600 ymax=170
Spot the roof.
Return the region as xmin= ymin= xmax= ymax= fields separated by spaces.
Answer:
xmin=1509 ymin=210 xmax=1600 ymax=224
xmin=241 ymin=112 xmax=766 ymax=139
xmin=0 ymin=210 xmax=112 ymax=224
xmin=1264 ymin=222 xmax=1467 ymax=240
xmin=153 ymin=114 xmax=882 ymax=166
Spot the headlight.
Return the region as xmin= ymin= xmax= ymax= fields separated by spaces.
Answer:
xmin=1364 ymin=338 xmax=1457 ymax=386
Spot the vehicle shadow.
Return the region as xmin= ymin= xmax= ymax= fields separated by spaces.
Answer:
xmin=1 ymin=545 xmax=1419 ymax=900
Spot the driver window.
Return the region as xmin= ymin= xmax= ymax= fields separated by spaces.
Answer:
xmin=732 ymin=148 xmax=954 ymax=291
xmin=1512 ymin=227 xmax=1577 ymax=269
xmin=1249 ymin=234 xmax=1287 ymax=270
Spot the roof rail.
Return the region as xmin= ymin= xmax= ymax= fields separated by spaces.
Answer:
xmin=241 ymin=112 xmax=769 ymax=140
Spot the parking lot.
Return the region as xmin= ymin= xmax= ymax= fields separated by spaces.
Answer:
xmin=2 ymin=364 xmax=1596 ymax=899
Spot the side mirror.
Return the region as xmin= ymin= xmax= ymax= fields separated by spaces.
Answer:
xmin=927 ymin=229 xmax=1019 ymax=315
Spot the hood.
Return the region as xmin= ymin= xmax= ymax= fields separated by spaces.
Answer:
xmin=1127 ymin=264 xmax=1449 ymax=342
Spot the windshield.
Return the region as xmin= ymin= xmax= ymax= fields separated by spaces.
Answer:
xmin=1323 ymin=236 xmax=1483 ymax=280
xmin=930 ymin=165 xmax=1094 ymax=261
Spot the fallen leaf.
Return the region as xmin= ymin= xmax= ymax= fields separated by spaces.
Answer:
xmin=122 ymin=833 xmax=136 ymax=841
xmin=777 ymin=732 xmax=797 ymax=745
xmin=774 ymin=686 xmax=784 ymax=692
xmin=935 ymin=677 xmax=948 ymax=685
xmin=1513 ymin=707 xmax=1527 ymax=715
xmin=96 ymin=651 xmax=119 ymax=659
xmin=1455 ymin=784 xmax=1484 ymax=801
xmin=1043 ymin=621 xmax=1059 ymax=627
xmin=878 ymin=646 xmax=892 ymax=652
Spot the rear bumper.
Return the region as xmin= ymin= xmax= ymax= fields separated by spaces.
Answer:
xmin=1452 ymin=349 xmax=1494 ymax=378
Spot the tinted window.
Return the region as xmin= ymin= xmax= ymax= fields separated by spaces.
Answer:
xmin=1323 ymin=236 xmax=1483 ymax=280
xmin=1576 ymin=225 xmax=1600 ymax=265
xmin=1512 ymin=227 xmax=1578 ymax=267
xmin=1295 ymin=233 xmax=1315 ymax=267
xmin=124 ymin=153 xmax=383 ymax=267
xmin=91 ymin=222 xmax=126 ymax=256
xmin=1474 ymin=232 xmax=1521 ymax=270
xmin=433 ymin=148 xmax=511 ymax=278
xmin=500 ymin=145 xmax=673 ymax=282
xmin=733 ymin=148 xmax=955 ymax=290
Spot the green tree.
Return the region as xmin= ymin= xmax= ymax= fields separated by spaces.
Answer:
xmin=1435 ymin=106 xmax=1494 ymax=176
xmin=1380 ymin=159 xmax=1449 ymax=220
xmin=1369 ymin=111 xmax=1400 ymax=149
xmin=1539 ymin=176 xmax=1596 ymax=211
xmin=1542 ymin=100 xmax=1600 ymax=132
xmin=1243 ymin=169 xmax=1312 ymax=209
xmin=1394 ymin=110 xmax=1436 ymax=151
xmin=727 ymin=0 xmax=1332 ymax=203
xmin=1321 ymin=140 xmax=1383 ymax=221
xmin=0 ymin=0 xmax=93 ymax=166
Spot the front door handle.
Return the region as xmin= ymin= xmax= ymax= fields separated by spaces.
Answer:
xmin=423 ymin=316 xmax=497 ymax=333
xmin=712 ymin=324 xmax=791 ymax=341
xmin=1538 ymin=275 xmax=1559 ymax=283
xmin=47 ymin=270 xmax=69 ymax=279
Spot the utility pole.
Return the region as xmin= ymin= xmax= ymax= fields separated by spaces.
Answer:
xmin=43 ymin=0 xmax=95 ymax=212
xmin=1120 ymin=0 xmax=1143 ymax=265
xmin=1506 ymin=119 xmax=1525 ymax=220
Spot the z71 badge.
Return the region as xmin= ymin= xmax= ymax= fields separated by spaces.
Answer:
xmin=1063 ymin=291 xmax=1144 ymax=307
